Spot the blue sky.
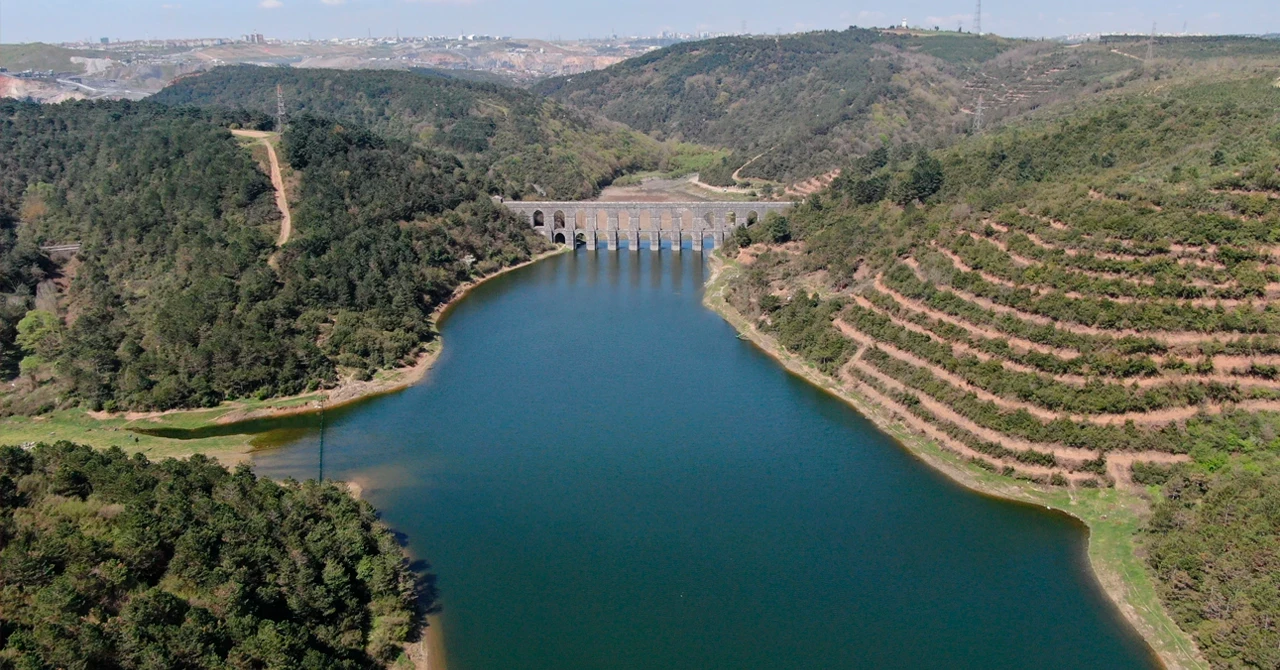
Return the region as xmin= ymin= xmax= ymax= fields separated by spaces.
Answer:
xmin=1 ymin=0 xmax=1274 ymax=44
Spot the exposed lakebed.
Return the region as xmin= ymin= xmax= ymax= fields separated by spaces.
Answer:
xmin=244 ymin=250 xmax=1156 ymax=669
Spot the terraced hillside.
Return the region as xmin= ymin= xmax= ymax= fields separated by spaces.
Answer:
xmin=720 ymin=74 xmax=1280 ymax=667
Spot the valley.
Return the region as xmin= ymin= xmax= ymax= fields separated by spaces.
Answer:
xmin=2 ymin=22 xmax=1279 ymax=670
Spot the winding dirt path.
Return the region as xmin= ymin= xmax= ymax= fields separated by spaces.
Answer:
xmin=854 ymin=294 xmax=1093 ymax=382
xmin=963 ymin=231 xmax=1236 ymax=288
xmin=1014 ymin=226 xmax=1229 ymax=270
xmin=903 ymin=260 xmax=1274 ymax=347
xmin=872 ymin=277 xmax=1083 ymax=359
xmin=232 ymin=130 xmax=292 ymax=267
xmin=856 ymin=292 xmax=1280 ymax=391
xmin=841 ymin=355 xmax=1093 ymax=478
xmin=836 ymin=318 xmax=1259 ymax=426
xmin=931 ymin=245 xmax=1262 ymax=308
xmin=732 ymin=149 xmax=771 ymax=182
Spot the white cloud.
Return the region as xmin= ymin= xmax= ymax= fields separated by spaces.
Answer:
xmin=260 ymin=0 xmax=282 ymax=7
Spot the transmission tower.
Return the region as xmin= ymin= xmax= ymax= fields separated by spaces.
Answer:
xmin=1147 ymin=22 xmax=1156 ymax=61
xmin=275 ymin=83 xmax=287 ymax=133
xmin=316 ymin=400 xmax=325 ymax=482
xmin=974 ymin=0 xmax=982 ymax=36
xmin=974 ymin=93 xmax=985 ymax=134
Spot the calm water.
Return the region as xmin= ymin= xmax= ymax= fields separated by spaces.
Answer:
xmin=252 ymin=250 xmax=1156 ymax=669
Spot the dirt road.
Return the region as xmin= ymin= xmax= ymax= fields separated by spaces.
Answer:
xmin=231 ymin=130 xmax=292 ymax=262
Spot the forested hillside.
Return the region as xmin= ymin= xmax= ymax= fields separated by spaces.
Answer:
xmin=0 ymin=441 xmax=425 ymax=668
xmin=0 ymin=100 xmax=546 ymax=413
xmin=721 ymin=72 xmax=1280 ymax=667
xmin=153 ymin=66 xmax=667 ymax=199
xmin=536 ymin=30 xmax=1280 ymax=185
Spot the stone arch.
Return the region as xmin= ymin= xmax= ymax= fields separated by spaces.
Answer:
xmin=533 ymin=210 xmax=545 ymax=227
xmin=575 ymin=210 xmax=588 ymax=229
xmin=553 ymin=210 xmax=566 ymax=229
xmin=727 ymin=212 xmax=737 ymax=225
xmin=747 ymin=211 xmax=759 ymax=226
xmin=554 ymin=232 xmax=566 ymax=245
xmin=575 ymin=232 xmax=585 ymax=245
xmin=702 ymin=212 xmax=714 ymax=227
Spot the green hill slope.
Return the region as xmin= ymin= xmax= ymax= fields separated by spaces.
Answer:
xmin=152 ymin=65 xmax=666 ymax=200
xmin=534 ymin=28 xmax=1025 ymax=183
xmin=719 ymin=71 xmax=1280 ymax=668
xmin=535 ymin=30 xmax=1280 ymax=186
xmin=0 ymin=100 xmax=545 ymax=413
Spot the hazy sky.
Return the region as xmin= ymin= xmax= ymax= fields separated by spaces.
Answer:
xmin=1 ymin=0 xmax=1274 ymax=44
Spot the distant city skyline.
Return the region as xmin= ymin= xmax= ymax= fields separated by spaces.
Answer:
xmin=1 ymin=0 xmax=1275 ymax=45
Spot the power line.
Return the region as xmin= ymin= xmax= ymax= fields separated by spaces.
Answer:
xmin=974 ymin=0 xmax=982 ymax=36
xmin=275 ymin=83 xmax=287 ymax=133
xmin=317 ymin=400 xmax=326 ymax=483
xmin=1147 ymin=22 xmax=1156 ymax=61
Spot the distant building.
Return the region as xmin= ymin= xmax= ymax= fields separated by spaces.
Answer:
xmin=100 ymin=37 xmax=109 ymax=44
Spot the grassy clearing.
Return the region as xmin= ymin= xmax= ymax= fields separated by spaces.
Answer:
xmin=610 ymin=143 xmax=734 ymax=186
xmin=0 ymin=373 xmax=331 ymax=464
xmin=703 ymin=255 xmax=1206 ymax=670
xmin=0 ymin=407 xmax=258 ymax=462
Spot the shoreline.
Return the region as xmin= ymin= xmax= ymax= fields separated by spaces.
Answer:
xmin=0 ymin=246 xmax=567 ymax=670
xmin=216 ymin=246 xmax=572 ymax=426
xmin=340 ymin=482 xmax=446 ymax=670
xmin=0 ymin=246 xmax=569 ymax=465
xmin=7 ymin=245 xmax=1200 ymax=668
xmin=700 ymin=253 xmax=1206 ymax=670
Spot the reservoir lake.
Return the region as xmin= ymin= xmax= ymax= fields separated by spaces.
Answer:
xmin=250 ymin=249 xmax=1157 ymax=669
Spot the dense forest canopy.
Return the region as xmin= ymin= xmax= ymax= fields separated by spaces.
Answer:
xmin=0 ymin=100 xmax=546 ymax=414
xmin=721 ymin=71 xmax=1280 ymax=668
xmin=152 ymin=66 xmax=667 ymax=199
xmin=1144 ymin=463 xmax=1280 ymax=669
xmin=0 ymin=441 xmax=425 ymax=668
